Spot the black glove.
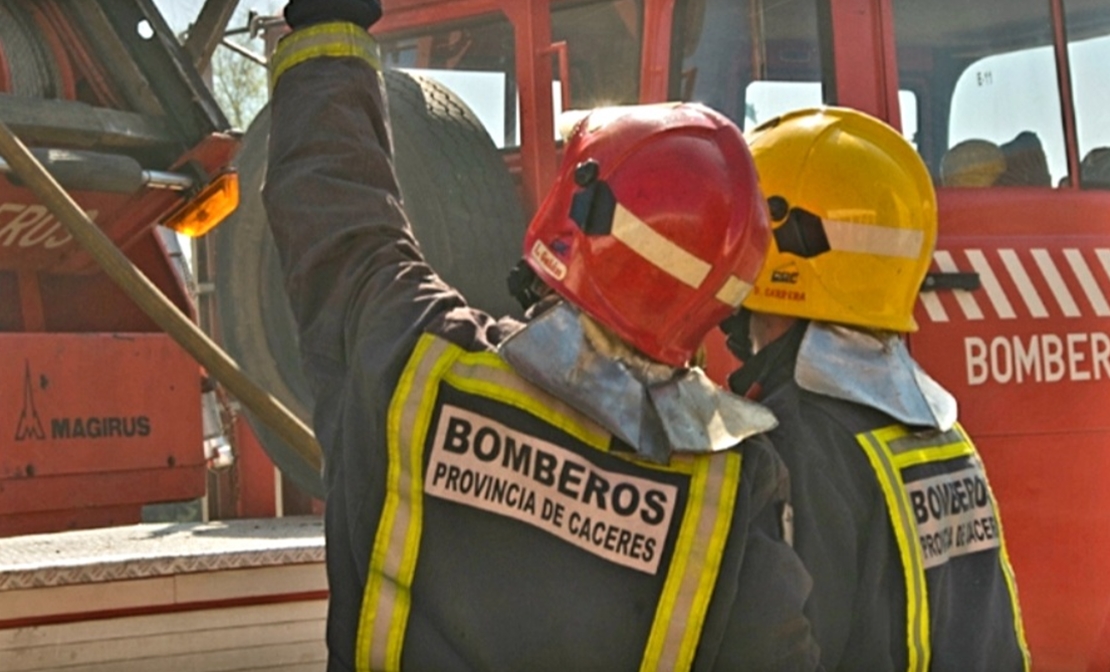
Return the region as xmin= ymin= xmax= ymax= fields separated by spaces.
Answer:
xmin=284 ymin=0 xmax=383 ymax=30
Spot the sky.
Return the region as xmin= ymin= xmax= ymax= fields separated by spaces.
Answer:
xmin=155 ymin=0 xmax=281 ymax=37
xmin=152 ymin=0 xmax=280 ymax=266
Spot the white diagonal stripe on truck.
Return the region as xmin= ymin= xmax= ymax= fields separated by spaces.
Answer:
xmin=921 ymin=248 xmax=1110 ymax=323
xmin=998 ymin=249 xmax=1049 ymax=319
xmin=1064 ymin=249 xmax=1110 ymax=317
xmin=1032 ymin=249 xmax=1080 ymax=317
xmin=966 ymin=249 xmax=1016 ymax=319
xmin=934 ymin=250 xmax=983 ymax=320
xmin=919 ymin=290 xmax=950 ymax=323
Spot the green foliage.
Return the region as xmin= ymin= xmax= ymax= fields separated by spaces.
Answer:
xmin=210 ymin=32 xmax=268 ymax=131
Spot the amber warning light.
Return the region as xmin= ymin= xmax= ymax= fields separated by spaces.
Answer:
xmin=164 ymin=171 xmax=240 ymax=237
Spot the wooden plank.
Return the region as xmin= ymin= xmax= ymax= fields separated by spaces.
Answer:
xmin=0 ymin=563 xmax=325 ymax=623
xmin=18 ymin=640 xmax=327 ymax=672
xmin=0 ymin=94 xmax=176 ymax=150
xmin=183 ymin=0 xmax=240 ymax=74
xmin=0 ymin=577 xmax=176 ymax=622
xmin=239 ymin=665 xmax=327 ymax=672
xmin=173 ymin=563 xmax=327 ymax=603
xmin=1 ymin=605 xmax=326 ymax=671
xmin=0 ymin=600 xmax=326 ymax=649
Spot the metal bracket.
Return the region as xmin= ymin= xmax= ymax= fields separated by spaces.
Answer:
xmin=921 ymin=271 xmax=980 ymax=292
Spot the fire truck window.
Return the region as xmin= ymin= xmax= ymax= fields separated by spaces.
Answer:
xmin=743 ymin=84 xmax=918 ymax=143
xmin=379 ymin=17 xmax=517 ymax=148
xmin=894 ymin=0 xmax=1065 ymax=187
xmin=379 ymin=3 xmax=643 ymax=149
xmin=669 ymin=0 xmax=823 ymax=129
xmin=1066 ymin=2 xmax=1110 ymax=190
xmin=552 ymin=0 xmax=643 ymax=109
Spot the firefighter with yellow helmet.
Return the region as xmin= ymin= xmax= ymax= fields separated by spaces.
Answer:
xmin=263 ymin=1 xmax=821 ymax=670
xmin=724 ymin=107 xmax=1029 ymax=671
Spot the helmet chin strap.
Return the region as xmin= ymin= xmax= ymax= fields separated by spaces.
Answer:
xmin=498 ymin=301 xmax=778 ymax=463
xmin=506 ymin=259 xmax=545 ymax=312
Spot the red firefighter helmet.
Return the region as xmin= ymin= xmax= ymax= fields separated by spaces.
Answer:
xmin=523 ymin=103 xmax=770 ymax=367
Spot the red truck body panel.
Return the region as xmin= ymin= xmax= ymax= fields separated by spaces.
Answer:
xmin=0 ymin=333 xmax=205 ymax=536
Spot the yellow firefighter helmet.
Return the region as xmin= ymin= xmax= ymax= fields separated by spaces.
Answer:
xmin=742 ymin=107 xmax=937 ymax=332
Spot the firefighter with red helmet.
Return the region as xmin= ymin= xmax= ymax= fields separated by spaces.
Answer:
xmin=723 ymin=107 xmax=1029 ymax=671
xmin=263 ymin=2 xmax=820 ymax=670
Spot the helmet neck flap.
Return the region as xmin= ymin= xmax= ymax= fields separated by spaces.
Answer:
xmin=499 ymin=301 xmax=778 ymax=464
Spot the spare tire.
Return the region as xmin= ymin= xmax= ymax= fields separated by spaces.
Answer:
xmin=211 ymin=70 xmax=527 ymax=497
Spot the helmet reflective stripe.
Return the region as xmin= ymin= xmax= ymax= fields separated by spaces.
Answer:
xmin=612 ymin=203 xmax=752 ymax=307
xmin=612 ymin=204 xmax=711 ymax=289
xmin=715 ymin=276 xmax=753 ymax=307
xmin=823 ymin=219 xmax=926 ymax=259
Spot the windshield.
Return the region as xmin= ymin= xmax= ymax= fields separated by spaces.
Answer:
xmin=894 ymin=0 xmax=1110 ymax=189
xmin=379 ymin=0 xmax=643 ymax=149
xmin=669 ymin=0 xmax=824 ymax=130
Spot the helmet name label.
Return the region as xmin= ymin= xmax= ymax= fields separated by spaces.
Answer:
xmin=754 ymin=285 xmax=806 ymax=302
xmin=426 ymin=404 xmax=677 ymax=574
xmin=530 ymin=240 xmax=567 ymax=281
xmin=906 ymin=465 xmax=1000 ymax=570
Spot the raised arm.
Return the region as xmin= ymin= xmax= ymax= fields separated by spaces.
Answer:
xmin=263 ymin=23 xmax=467 ymax=402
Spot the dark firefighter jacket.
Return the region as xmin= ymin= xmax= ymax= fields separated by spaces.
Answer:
xmin=729 ymin=320 xmax=1028 ymax=672
xmin=262 ymin=22 xmax=819 ymax=672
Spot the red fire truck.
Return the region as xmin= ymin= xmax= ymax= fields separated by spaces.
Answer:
xmin=0 ymin=0 xmax=242 ymax=533
xmin=2 ymin=0 xmax=1109 ymax=669
xmin=213 ymin=0 xmax=1110 ymax=669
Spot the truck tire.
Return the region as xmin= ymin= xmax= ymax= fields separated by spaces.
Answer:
xmin=212 ymin=70 xmax=527 ymax=497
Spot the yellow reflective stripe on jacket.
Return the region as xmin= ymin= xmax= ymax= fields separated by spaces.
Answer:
xmin=447 ymin=343 xmax=742 ymax=670
xmin=356 ymin=336 xmax=451 ymax=672
xmin=640 ymin=451 xmax=742 ymax=672
xmin=885 ymin=425 xmax=973 ymax=471
xmin=357 ymin=333 xmax=743 ymax=670
xmin=442 ymin=351 xmax=611 ymax=451
xmin=856 ymin=423 xmax=1031 ymax=672
xmin=269 ymin=21 xmax=381 ymax=90
xmin=856 ymin=425 xmax=933 ymax=672
xmin=946 ymin=430 xmax=1031 ymax=672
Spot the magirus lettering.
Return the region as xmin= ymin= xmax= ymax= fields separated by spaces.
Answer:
xmin=50 ymin=416 xmax=152 ymax=440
